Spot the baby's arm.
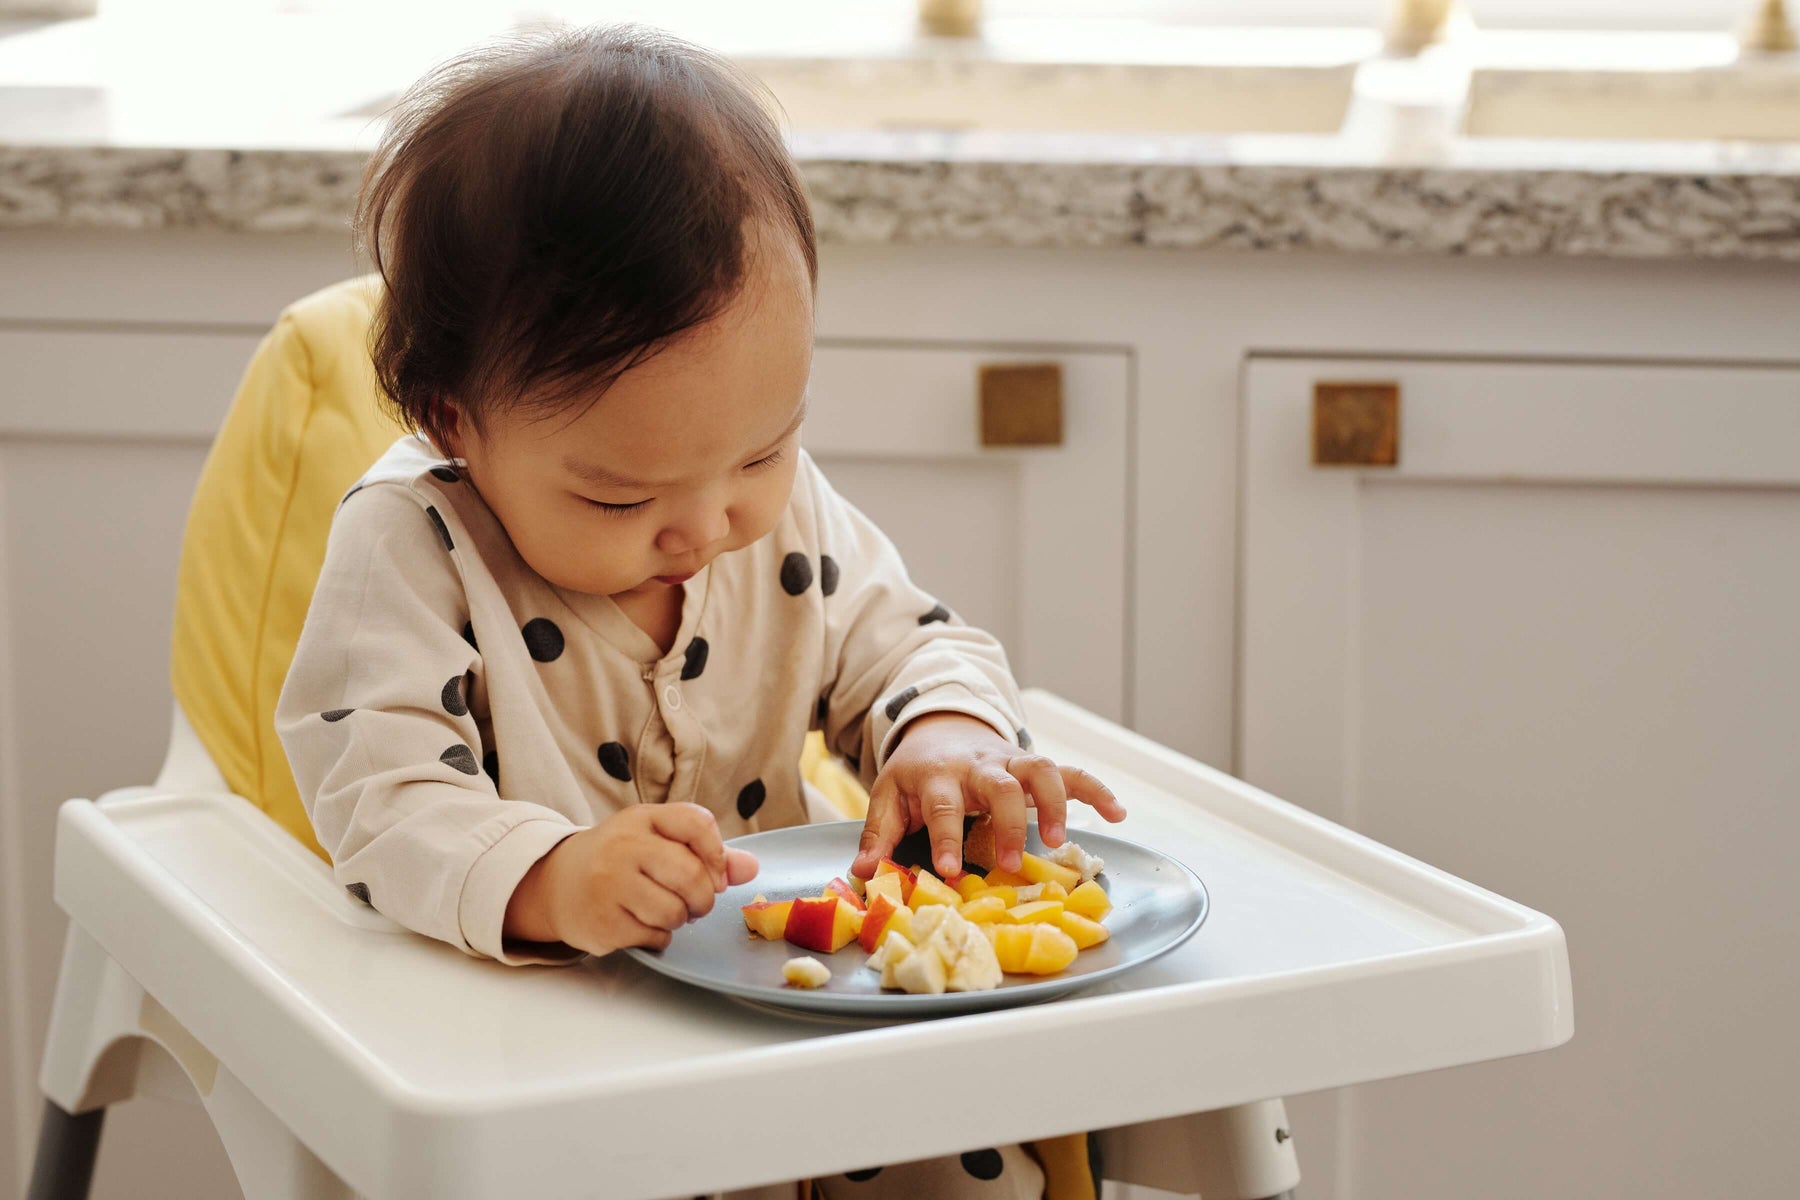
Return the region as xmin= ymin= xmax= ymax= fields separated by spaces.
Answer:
xmin=799 ymin=456 xmax=1124 ymax=878
xmin=276 ymin=485 xmax=587 ymax=965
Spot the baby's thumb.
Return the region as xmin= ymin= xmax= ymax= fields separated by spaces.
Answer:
xmin=724 ymin=848 xmax=759 ymax=886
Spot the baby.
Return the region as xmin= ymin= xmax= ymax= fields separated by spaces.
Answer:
xmin=276 ymin=24 xmax=1123 ymax=1200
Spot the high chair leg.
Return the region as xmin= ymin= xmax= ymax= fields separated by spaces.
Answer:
xmin=1097 ymin=1099 xmax=1300 ymax=1200
xmin=32 ymin=923 xmax=358 ymax=1200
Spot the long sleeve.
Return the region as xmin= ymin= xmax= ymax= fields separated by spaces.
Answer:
xmin=274 ymin=484 xmax=584 ymax=966
xmin=802 ymin=455 xmax=1027 ymax=786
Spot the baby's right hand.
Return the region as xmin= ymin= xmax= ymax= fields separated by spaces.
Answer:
xmin=505 ymin=804 xmax=758 ymax=957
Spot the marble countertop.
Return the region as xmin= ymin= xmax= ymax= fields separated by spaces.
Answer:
xmin=3 ymin=9 xmax=1799 ymax=260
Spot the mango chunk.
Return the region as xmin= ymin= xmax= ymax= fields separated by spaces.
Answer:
xmin=956 ymin=895 xmax=1007 ymax=924
xmin=1065 ymin=880 xmax=1112 ymax=920
xmin=908 ymin=869 xmax=961 ymax=908
xmin=987 ymin=923 xmax=1035 ymax=973
xmin=1055 ymin=911 xmax=1110 ymax=949
xmin=1018 ymin=851 xmax=1082 ymax=891
xmin=981 ymin=866 xmax=1030 ymax=888
xmin=1023 ymin=924 xmax=1080 ymax=974
xmin=954 ymin=873 xmax=990 ymax=901
xmin=1002 ymin=899 xmax=1066 ymax=924
xmin=979 ymin=883 xmax=1018 ymax=907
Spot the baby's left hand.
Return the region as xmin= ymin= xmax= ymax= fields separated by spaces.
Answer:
xmin=850 ymin=712 xmax=1127 ymax=880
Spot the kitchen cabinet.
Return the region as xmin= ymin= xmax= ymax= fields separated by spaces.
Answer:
xmin=1241 ymin=355 xmax=1800 ymax=1200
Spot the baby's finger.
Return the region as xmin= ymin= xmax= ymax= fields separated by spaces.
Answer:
xmin=919 ymin=774 xmax=965 ymax=878
xmin=599 ymin=909 xmax=672 ymax=956
xmin=724 ymin=847 xmax=759 ymax=887
xmin=973 ymin=766 xmax=1028 ymax=873
xmin=852 ymin=776 xmax=908 ymax=879
xmin=640 ymin=840 xmax=718 ymax=919
xmin=1008 ymin=754 xmax=1070 ymax=847
xmin=1060 ymin=763 xmax=1126 ymax=823
xmin=624 ymin=876 xmax=690 ymax=932
xmin=649 ymin=803 xmax=728 ymax=887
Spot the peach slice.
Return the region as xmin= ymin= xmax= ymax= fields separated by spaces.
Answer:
xmin=1002 ymin=900 xmax=1066 ymax=925
xmin=784 ymin=896 xmax=859 ymax=954
xmin=864 ymin=872 xmax=907 ymax=909
xmin=987 ymin=923 xmax=1035 ymax=973
xmin=908 ymin=869 xmax=962 ymax=908
xmin=1039 ymin=880 xmax=1069 ymax=902
xmin=981 ymin=865 xmax=1030 ymax=889
xmin=874 ymin=859 xmax=915 ymax=904
xmin=953 ymin=873 xmax=990 ymax=901
xmin=1018 ymin=851 xmax=1082 ymax=891
xmin=824 ymin=877 xmax=866 ymax=911
xmin=741 ymin=898 xmax=795 ymax=941
xmin=979 ymin=883 xmax=1019 ymax=907
xmin=1055 ymin=911 xmax=1110 ymax=949
xmin=857 ymin=893 xmax=901 ymax=954
xmin=956 ymin=895 xmax=1007 ymax=924
xmin=1065 ymin=880 xmax=1112 ymax=920
xmin=1023 ymin=923 xmax=1080 ymax=974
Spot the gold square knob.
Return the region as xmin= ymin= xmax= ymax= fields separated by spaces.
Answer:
xmin=1313 ymin=381 xmax=1400 ymax=467
xmin=979 ymin=362 xmax=1064 ymax=448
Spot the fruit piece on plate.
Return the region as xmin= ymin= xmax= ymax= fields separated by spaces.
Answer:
xmin=883 ymin=903 xmax=915 ymax=945
xmin=1003 ymin=899 xmax=1066 ymax=925
xmin=874 ymin=859 xmax=915 ymax=904
xmin=1055 ymin=911 xmax=1110 ymax=949
xmin=864 ymin=872 xmax=906 ymax=908
xmin=824 ymin=877 xmax=866 ymax=911
xmin=953 ymin=873 xmax=990 ymax=901
xmin=1046 ymin=840 xmax=1105 ymax=882
xmin=1018 ymin=851 xmax=1082 ymax=891
xmin=784 ymin=895 xmax=858 ymax=953
xmin=909 ymin=869 xmax=961 ymax=908
xmin=988 ymin=923 xmax=1035 ymax=973
xmin=1065 ymin=879 xmax=1112 ymax=920
xmin=893 ymin=941 xmax=949 ymax=995
xmin=980 ymin=883 xmax=1018 ymax=907
xmin=956 ymin=895 xmax=1007 ymax=924
xmin=1023 ymin=923 xmax=1080 ymax=974
xmin=782 ymin=956 xmax=831 ymax=988
xmin=741 ymin=897 xmax=795 ymax=941
xmin=982 ymin=865 xmax=1030 ymax=889
xmin=857 ymin=893 xmax=901 ymax=953
xmin=1039 ymin=880 xmax=1069 ymax=902
xmin=878 ymin=932 xmax=915 ymax=989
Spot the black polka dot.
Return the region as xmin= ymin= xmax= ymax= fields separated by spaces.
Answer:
xmin=820 ymin=554 xmax=840 ymax=596
xmin=779 ymin=552 xmax=813 ymax=595
xmin=1016 ymin=726 xmax=1033 ymax=750
xmin=737 ymin=778 xmax=766 ymax=819
xmin=844 ymin=1167 xmax=882 ymax=1182
xmin=461 ymin=621 xmax=478 ymax=651
xmin=430 ymin=465 xmax=461 ymax=483
xmin=598 ymin=742 xmax=632 ymax=782
xmin=522 ymin=618 xmax=564 ymax=662
xmin=441 ymin=675 xmax=468 ymax=716
xmin=961 ymin=1149 xmax=1004 ymax=1181
xmin=321 ymin=708 xmax=354 ymax=722
xmin=482 ymin=750 xmax=499 ymax=786
xmin=919 ymin=602 xmax=951 ymax=625
xmin=425 ymin=505 xmax=455 ymax=552
xmin=440 ymin=744 xmax=479 ymax=775
xmin=883 ymin=686 xmax=920 ymax=722
xmin=681 ymin=637 xmax=709 ymax=680
xmin=345 ymin=882 xmax=372 ymax=906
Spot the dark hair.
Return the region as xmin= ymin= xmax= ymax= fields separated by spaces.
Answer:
xmin=354 ymin=23 xmax=817 ymax=446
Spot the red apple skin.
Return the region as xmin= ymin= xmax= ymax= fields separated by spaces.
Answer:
xmin=857 ymin=894 xmax=899 ymax=954
xmin=784 ymin=896 xmax=842 ymax=954
xmin=825 ymin=877 xmax=866 ymax=911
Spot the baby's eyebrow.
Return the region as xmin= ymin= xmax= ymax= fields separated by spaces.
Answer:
xmin=563 ymin=396 xmax=809 ymax=491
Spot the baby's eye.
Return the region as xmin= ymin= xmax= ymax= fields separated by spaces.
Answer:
xmin=583 ymin=496 xmax=649 ymax=516
xmin=746 ymin=449 xmax=786 ymax=472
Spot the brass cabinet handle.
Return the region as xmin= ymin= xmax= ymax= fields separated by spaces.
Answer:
xmin=1313 ymin=381 xmax=1400 ymax=466
xmin=979 ymin=362 xmax=1064 ymax=447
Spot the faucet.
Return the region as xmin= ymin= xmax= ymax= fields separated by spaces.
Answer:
xmin=918 ymin=0 xmax=980 ymax=38
xmin=1740 ymin=0 xmax=1797 ymax=52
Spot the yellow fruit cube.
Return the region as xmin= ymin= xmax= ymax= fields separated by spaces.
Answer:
xmin=1019 ymin=851 xmax=1082 ymax=891
xmin=956 ymin=895 xmax=1007 ymax=924
xmin=981 ymin=866 xmax=1030 ymax=888
xmin=1055 ymin=911 xmax=1110 ymax=949
xmin=1023 ymin=924 xmax=1080 ymax=974
xmin=953 ymin=873 xmax=989 ymax=901
xmin=979 ymin=883 xmax=1018 ymax=907
xmin=1065 ymin=879 xmax=1112 ymax=920
xmin=988 ymin=923 xmax=1035 ymax=973
xmin=864 ymin=873 xmax=907 ymax=908
xmin=909 ymin=869 xmax=961 ymax=908
xmin=1003 ymin=900 xmax=1066 ymax=924
xmin=1040 ymin=880 xmax=1069 ymax=902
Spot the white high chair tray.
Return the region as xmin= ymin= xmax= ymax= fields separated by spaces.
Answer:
xmin=54 ymin=690 xmax=1571 ymax=1200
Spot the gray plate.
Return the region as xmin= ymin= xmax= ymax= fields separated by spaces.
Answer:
xmin=625 ymin=821 xmax=1208 ymax=1018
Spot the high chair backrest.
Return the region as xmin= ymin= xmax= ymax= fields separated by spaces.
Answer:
xmin=172 ymin=276 xmax=871 ymax=864
xmin=172 ymin=275 xmax=401 ymax=860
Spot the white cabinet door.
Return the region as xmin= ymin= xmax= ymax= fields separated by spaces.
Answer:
xmin=1240 ymin=357 xmax=1800 ymax=1200
xmin=807 ymin=340 xmax=1131 ymax=725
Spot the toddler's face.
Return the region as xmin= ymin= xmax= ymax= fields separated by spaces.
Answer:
xmin=445 ymin=231 xmax=813 ymax=600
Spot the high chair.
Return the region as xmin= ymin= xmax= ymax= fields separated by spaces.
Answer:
xmin=27 ymin=276 xmax=1571 ymax=1200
